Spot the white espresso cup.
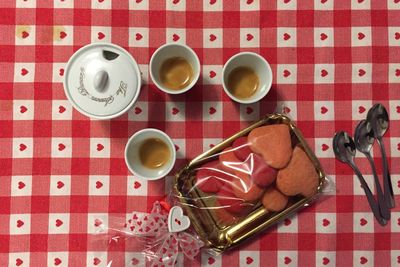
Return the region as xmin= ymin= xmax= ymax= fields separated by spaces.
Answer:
xmin=222 ymin=52 xmax=272 ymax=104
xmin=125 ymin=128 xmax=176 ymax=180
xmin=149 ymin=43 xmax=201 ymax=94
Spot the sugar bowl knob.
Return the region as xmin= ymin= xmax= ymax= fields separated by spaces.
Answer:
xmin=93 ymin=70 xmax=109 ymax=92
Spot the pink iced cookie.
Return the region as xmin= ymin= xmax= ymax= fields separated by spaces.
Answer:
xmin=248 ymin=124 xmax=292 ymax=169
xmin=250 ymin=153 xmax=278 ymax=188
xmin=195 ymin=160 xmax=230 ymax=193
xmin=232 ymin=137 xmax=253 ymax=161
xmin=216 ymin=185 xmax=253 ymax=215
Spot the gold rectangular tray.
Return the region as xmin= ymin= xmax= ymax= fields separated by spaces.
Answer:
xmin=173 ymin=114 xmax=326 ymax=253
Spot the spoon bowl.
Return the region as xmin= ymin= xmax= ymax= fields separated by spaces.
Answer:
xmin=333 ymin=131 xmax=356 ymax=163
xmin=354 ymin=120 xmax=374 ymax=154
xmin=367 ymin=103 xmax=389 ymax=138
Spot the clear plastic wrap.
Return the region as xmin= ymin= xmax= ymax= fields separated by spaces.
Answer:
xmin=173 ymin=114 xmax=329 ymax=252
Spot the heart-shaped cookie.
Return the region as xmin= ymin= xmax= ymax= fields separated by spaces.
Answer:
xmin=248 ymin=124 xmax=292 ymax=169
xmin=250 ymin=153 xmax=278 ymax=187
xmin=232 ymin=137 xmax=253 ymax=161
xmin=276 ymin=146 xmax=319 ymax=197
xmin=231 ymin=171 xmax=265 ymax=202
xmin=216 ymin=185 xmax=253 ymax=215
xmin=168 ymin=206 xmax=191 ymax=233
xmin=195 ymin=160 xmax=231 ymax=193
xmin=262 ymin=186 xmax=288 ymax=212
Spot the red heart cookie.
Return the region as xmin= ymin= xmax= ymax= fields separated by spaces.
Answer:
xmin=248 ymin=124 xmax=292 ymax=169
xmin=195 ymin=160 xmax=230 ymax=193
xmin=231 ymin=171 xmax=265 ymax=202
xmin=232 ymin=136 xmax=252 ymax=161
xmin=216 ymin=185 xmax=253 ymax=215
xmin=250 ymin=153 xmax=278 ymax=187
xmin=276 ymin=146 xmax=319 ymax=197
xmin=262 ymin=186 xmax=288 ymax=212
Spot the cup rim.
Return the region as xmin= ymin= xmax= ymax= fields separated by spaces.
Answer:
xmin=222 ymin=52 xmax=273 ymax=104
xmin=149 ymin=43 xmax=201 ymax=95
xmin=124 ymin=128 xmax=176 ymax=180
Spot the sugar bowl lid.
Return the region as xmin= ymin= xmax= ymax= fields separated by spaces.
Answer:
xmin=63 ymin=43 xmax=141 ymax=119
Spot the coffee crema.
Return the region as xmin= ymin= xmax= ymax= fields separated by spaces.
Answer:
xmin=227 ymin=66 xmax=259 ymax=99
xmin=139 ymin=138 xmax=170 ymax=169
xmin=159 ymin=57 xmax=193 ymax=90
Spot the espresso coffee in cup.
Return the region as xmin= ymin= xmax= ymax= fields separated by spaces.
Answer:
xmin=159 ymin=57 xmax=194 ymax=91
xmin=227 ymin=66 xmax=260 ymax=100
xmin=139 ymin=137 xmax=171 ymax=169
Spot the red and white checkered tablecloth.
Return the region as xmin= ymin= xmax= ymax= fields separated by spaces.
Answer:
xmin=1 ymin=0 xmax=400 ymax=266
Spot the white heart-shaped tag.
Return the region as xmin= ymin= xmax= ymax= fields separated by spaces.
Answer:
xmin=168 ymin=206 xmax=191 ymax=233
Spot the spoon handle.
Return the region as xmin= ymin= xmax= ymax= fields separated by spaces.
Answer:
xmin=350 ymin=162 xmax=387 ymax=226
xmin=377 ymin=137 xmax=395 ymax=208
xmin=366 ymin=153 xmax=391 ymax=220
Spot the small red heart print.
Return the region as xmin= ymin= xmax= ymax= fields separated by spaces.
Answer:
xmin=246 ymin=34 xmax=254 ymax=41
xmin=17 ymin=220 xmax=24 ymax=228
xmin=360 ymin=218 xmax=367 ymax=226
xmin=59 ymin=105 xmax=66 ymax=113
xmin=22 ymin=31 xmax=29 ymax=38
xmin=134 ymin=181 xmax=141 ymax=189
xmin=20 ymin=106 xmax=27 ymax=113
xmin=283 ymin=33 xmax=291 ymax=40
xmin=98 ymin=32 xmax=105 ymax=40
xmin=209 ymin=34 xmax=217 ymax=41
xmin=396 ymin=0 xmax=400 ymax=5
xmin=175 ymin=144 xmax=179 ymax=151
xmin=18 ymin=181 xmax=25 ymax=189
xmin=284 ymin=0 xmax=291 ymax=3
xmin=93 ymin=258 xmax=101 ymax=265
xmin=284 ymin=218 xmax=291 ymax=226
xmin=398 ymin=256 xmax=400 ymax=263
xmin=320 ymin=33 xmax=328 ymax=40
xmin=247 ymin=0 xmax=254 ymax=4
xmin=59 ymin=31 xmax=67 ymax=39
xmin=209 ymin=144 xmax=215 ymax=148
xmin=55 ymin=219 xmax=63 ymax=227
xmin=395 ymin=32 xmax=400 ymax=40
xmin=131 ymin=258 xmax=139 ymax=265
xmin=321 ymin=0 xmax=328 ymax=3
xmin=209 ymin=71 xmax=216 ymax=78
xmin=98 ymin=0 xmax=104 ymax=2
xmin=137 ymin=220 xmax=142 ymax=226
xmin=283 ymin=69 xmax=291 ymax=77
xmin=16 ymin=258 xmax=23 ymax=266
xmin=172 ymin=107 xmax=179 ymax=115
xmin=135 ymin=33 xmax=143 ymax=40
xmin=398 ymin=180 xmax=400 ymax=188
xmin=134 ymin=107 xmax=142 ymax=114
xmin=94 ymin=218 xmax=102 ymax=227
xmin=321 ymin=106 xmax=328 ymax=114
xmin=397 ymin=143 xmax=400 ymax=151
xmin=358 ymin=32 xmax=365 ymax=40
xmin=246 ymin=107 xmax=253 ymax=114
xmin=96 ymin=181 xmax=103 ymax=189
xmin=172 ymin=34 xmax=180 ymax=41
xmin=397 ymin=106 xmax=400 ymax=113
xmin=395 ymin=69 xmax=400 ymax=76
xmin=323 ymin=257 xmax=330 ymax=265
xmin=208 ymin=257 xmax=215 ymax=265
xmin=54 ymin=258 xmax=62 ymax=266
xmin=358 ymin=69 xmax=366 ymax=76
xmin=21 ymin=68 xmax=28 ymax=76
xmin=359 ymin=106 xmax=366 ymax=113
xmin=246 ymin=257 xmax=253 ymax=264
xmin=209 ymin=107 xmax=216 ymax=115
xmin=59 ymin=68 xmax=64 ymax=76
xmin=322 ymin=144 xmax=329 ymax=151
xmin=173 ymin=0 xmax=179 ymax=4
xmin=284 ymin=257 xmax=292 ymax=265
xmin=321 ymin=69 xmax=328 ymax=77
xmin=58 ymin=143 xmax=65 ymax=151
xmin=283 ymin=106 xmax=291 ymax=113
xmin=210 ymin=0 xmax=217 ymax=4
xmin=133 ymin=214 xmax=138 ymax=220
xmin=57 ymin=181 xmax=64 ymax=189
xmin=19 ymin=144 xmax=27 ymax=151
xmin=136 ymin=0 xmax=142 ymax=3
xmin=358 ymin=0 xmax=364 ymax=2
xmin=322 ymin=218 xmax=330 ymax=226
xmin=96 ymin=144 xmax=104 ymax=151
xmin=360 ymin=256 xmax=367 ymax=264
xmin=398 ymin=218 xmax=400 ymax=225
